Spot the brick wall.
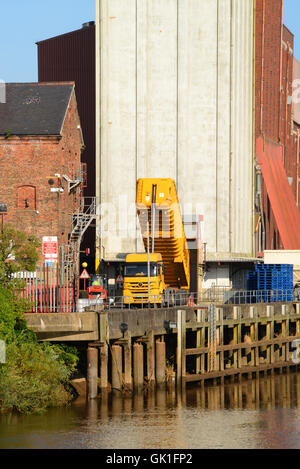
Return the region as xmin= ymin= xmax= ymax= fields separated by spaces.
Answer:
xmin=255 ymin=0 xmax=299 ymax=251
xmin=255 ymin=0 xmax=282 ymax=143
xmin=281 ymin=26 xmax=298 ymax=204
xmin=0 ymin=91 xmax=83 ymax=262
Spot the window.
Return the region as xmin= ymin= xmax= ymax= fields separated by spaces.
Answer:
xmin=17 ymin=186 xmax=36 ymax=210
xmin=124 ymin=263 xmax=158 ymax=277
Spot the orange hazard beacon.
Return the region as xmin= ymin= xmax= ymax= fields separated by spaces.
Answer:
xmin=123 ymin=178 xmax=190 ymax=307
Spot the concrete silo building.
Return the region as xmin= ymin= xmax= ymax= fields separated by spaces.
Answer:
xmin=95 ymin=0 xmax=256 ymax=292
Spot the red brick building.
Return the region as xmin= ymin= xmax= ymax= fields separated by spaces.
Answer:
xmin=255 ymin=0 xmax=300 ymax=251
xmin=0 ymin=82 xmax=84 ymax=262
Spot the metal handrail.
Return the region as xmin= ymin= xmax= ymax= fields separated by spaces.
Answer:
xmin=77 ymin=287 xmax=299 ymax=312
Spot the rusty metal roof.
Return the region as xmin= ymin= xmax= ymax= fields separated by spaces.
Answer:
xmin=256 ymin=136 xmax=300 ymax=249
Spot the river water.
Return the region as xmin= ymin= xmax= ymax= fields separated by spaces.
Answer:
xmin=1 ymin=373 xmax=300 ymax=449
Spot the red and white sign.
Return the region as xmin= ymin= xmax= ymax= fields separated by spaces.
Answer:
xmin=116 ymin=275 xmax=124 ymax=283
xmin=42 ymin=236 xmax=58 ymax=259
xmin=80 ymin=269 xmax=90 ymax=280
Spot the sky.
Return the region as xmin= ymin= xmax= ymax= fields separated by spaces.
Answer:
xmin=0 ymin=0 xmax=95 ymax=83
xmin=0 ymin=0 xmax=299 ymax=83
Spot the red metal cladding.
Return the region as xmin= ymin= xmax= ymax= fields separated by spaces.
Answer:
xmin=256 ymin=136 xmax=300 ymax=249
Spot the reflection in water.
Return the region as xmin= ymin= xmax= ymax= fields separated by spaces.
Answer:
xmin=1 ymin=373 xmax=300 ymax=449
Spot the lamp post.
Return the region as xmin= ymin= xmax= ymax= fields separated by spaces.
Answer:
xmin=82 ymin=262 xmax=88 ymax=292
xmin=0 ymin=203 xmax=7 ymax=232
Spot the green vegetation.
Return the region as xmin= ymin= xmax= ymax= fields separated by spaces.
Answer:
xmin=0 ymin=225 xmax=79 ymax=414
xmin=0 ymin=224 xmax=40 ymax=285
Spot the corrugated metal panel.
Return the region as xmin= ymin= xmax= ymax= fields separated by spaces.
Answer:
xmin=256 ymin=136 xmax=300 ymax=249
xmin=37 ymin=24 xmax=96 ymax=254
xmin=96 ymin=0 xmax=255 ymax=261
xmin=37 ymin=25 xmax=95 ymax=198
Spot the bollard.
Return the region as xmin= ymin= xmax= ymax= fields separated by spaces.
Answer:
xmin=87 ymin=347 xmax=98 ymax=399
xmin=111 ymin=345 xmax=122 ymax=392
xmin=156 ymin=340 xmax=166 ymax=386
xmin=133 ymin=343 xmax=144 ymax=391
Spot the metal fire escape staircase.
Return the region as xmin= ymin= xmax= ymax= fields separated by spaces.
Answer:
xmin=61 ymin=197 xmax=96 ymax=278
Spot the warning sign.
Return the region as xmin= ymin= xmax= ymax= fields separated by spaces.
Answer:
xmin=42 ymin=236 xmax=58 ymax=259
xmin=80 ymin=269 xmax=90 ymax=280
xmin=116 ymin=275 xmax=124 ymax=283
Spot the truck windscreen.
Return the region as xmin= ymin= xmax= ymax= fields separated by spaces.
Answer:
xmin=125 ymin=263 xmax=157 ymax=277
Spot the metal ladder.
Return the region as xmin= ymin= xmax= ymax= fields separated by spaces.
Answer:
xmin=61 ymin=197 xmax=97 ymax=278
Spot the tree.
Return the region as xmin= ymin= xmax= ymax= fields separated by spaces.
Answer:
xmin=0 ymin=224 xmax=40 ymax=285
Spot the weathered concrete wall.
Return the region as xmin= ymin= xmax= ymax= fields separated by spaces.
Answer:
xmin=95 ymin=0 xmax=255 ymax=264
xmin=25 ymin=302 xmax=299 ymax=342
xmin=25 ymin=312 xmax=99 ymax=341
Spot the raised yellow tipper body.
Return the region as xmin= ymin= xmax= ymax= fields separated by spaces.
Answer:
xmin=123 ymin=178 xmax=190 ymax=306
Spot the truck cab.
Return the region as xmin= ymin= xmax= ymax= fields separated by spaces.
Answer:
xmin=123 ymin=253 xmax=166 ymax=306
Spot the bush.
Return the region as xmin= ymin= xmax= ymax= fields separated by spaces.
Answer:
xmin=0 ymin=286 xmax=30 ymax=343
xmin=0 ymin=226 xmax=79 ymax=414
xmin=0 ymin=284 xmax=79 ymax=415
xmin=0 ymin=342 xmax=75 ymax=414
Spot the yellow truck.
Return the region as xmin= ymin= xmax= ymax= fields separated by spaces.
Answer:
xmin=123 ymin=178 xmax=190 ymax=307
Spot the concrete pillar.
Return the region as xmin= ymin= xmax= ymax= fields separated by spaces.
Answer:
xmin=156 ymin=340 xmax=166 ymax=386
xmin=133 ymin=343 xmax=144 ymax=391
xmin=99 ymin=344 xmax=108 ymax=390
xmin=87 ymin=347 xmax=98 ymax=399
xmin=111 ymin=345 xmax=122 ymax=392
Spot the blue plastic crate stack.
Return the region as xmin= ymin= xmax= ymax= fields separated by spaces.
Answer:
xmin=247 ymin=264 xmax=294 ymax=303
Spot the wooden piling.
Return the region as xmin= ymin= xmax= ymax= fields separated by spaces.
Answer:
xmin=133 ymin=343 xmax=144 ymax=391
xmin=156 ymin=339 xmax=166 ymax=386
xmin=219 ymin=309 xmax=224 ymax=372
xmin=233 ymin=307 xmax=239 ymax=369
xmin=99 ymin=344 xmax=108 ymax=390
xmin=111 ymin=345 xmax=122 ymax=392
xmin=146 ymin=332 xmax=155 ymax=386
xmin=87 ymin=347 xmax=98 ymax=399
xmin=99 ymin=312 xmax=109 ymax=391
xmin=196 ymin=310 xmax=202 ymax=374
xmin=124 ymin=339 xmax=132 ymax=390
xmin=176 ymin=310 xmax=186 ymax=389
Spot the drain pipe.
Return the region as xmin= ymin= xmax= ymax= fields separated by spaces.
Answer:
xmin=256 ymin=164 xmax=265 ymax=252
